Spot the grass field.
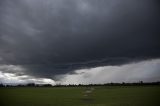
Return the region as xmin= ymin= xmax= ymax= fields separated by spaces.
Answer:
xmin=0 ymin=86 xmax=160 ymax=106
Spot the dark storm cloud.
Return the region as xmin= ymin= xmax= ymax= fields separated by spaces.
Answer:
xmin=0 ymin=0 xmax=160 ymax=78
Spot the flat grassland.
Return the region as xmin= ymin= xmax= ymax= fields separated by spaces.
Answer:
xmin=0 ymin=86 xmax=160 ymax=106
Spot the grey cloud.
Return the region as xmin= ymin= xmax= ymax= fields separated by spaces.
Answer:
xmin=0 ymin=0 xmax=160 ymax=78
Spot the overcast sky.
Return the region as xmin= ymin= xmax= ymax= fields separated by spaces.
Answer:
xmin=0 ymin=0 xmax=160 ymax=85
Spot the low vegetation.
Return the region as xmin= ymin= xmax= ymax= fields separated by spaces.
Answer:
xmin=0 ymin=84 xmax=160 ymax=106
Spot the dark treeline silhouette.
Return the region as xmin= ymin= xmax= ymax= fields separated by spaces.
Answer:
xmin=0 ymin=81 xmax=160 ymax=87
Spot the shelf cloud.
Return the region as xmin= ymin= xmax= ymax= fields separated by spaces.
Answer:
xmin=0 ymin=0 xmax=160 ymax=84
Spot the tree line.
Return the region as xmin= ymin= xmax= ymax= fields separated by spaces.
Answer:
xmin=0 ymin=81 xmax=160 ymax=87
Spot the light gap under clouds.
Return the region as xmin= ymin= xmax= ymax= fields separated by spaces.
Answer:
xmin=0 ymin=59 xmax=160 ymax=85
xmin=59 ymin=59 xmax=160 ymax=85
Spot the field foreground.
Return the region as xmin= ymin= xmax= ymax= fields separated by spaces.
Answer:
xmin=0 ymin=86 xmax=160 ymax=106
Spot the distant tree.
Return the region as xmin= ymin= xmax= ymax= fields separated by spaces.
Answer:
xmin=139 ymin=81 xmax=143 ymax=84
xmin=122 ymin=82 xmax=125 ymax=85
xmin=42 ymin=84 xmax=52 ymax=87
xmin=26 ymin=83 xmax=35 ymax=87
xmin=78 ymin=84 xmax=82 ymax=86
xmin=0 ymin=83 xmax=4 ymax=87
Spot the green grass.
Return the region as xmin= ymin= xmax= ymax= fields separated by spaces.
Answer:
xmin=0 ymin=86 xmax=160 ymax=106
